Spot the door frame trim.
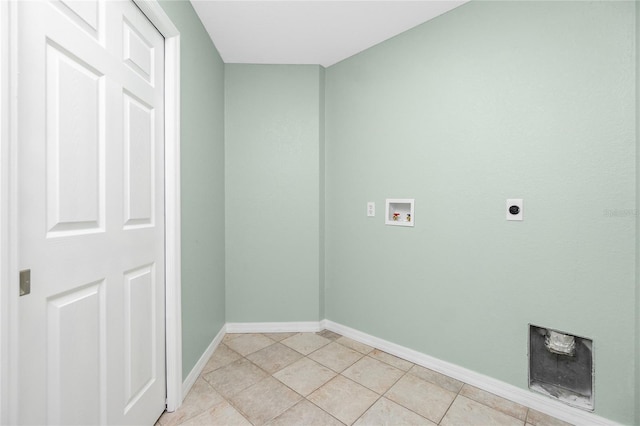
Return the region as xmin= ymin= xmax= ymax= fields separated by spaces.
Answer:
xmin=0 ymin=1 xmax=18 ymax=423
xmin=132 ymin=0 xmax=183 ymax=412
xmin=0 ymin=1 xmax=183 ymax=421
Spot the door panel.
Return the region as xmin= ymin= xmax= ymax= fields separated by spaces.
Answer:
xmin=123 ymin=92 xmax=154 ymax=228
xmin=47 ymin=281 xmax=105 ymax=425
xmin=124 ymin=264 xmax=156 ymax=413
xmin=123 ymin=19 xmax=154 ymax=85
xmin=52 ymin=0 xmax=101 ymax=41
xmin=17 ymin=1 xmax=165 ymax=424
xmin=45 ymin=41 xmax=105 ymax=236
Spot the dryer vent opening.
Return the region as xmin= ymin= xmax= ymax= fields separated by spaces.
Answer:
xmin=528 ymin=325 xmax=594 ymax=411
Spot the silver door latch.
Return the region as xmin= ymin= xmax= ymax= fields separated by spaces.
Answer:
xmin=19 ymin=269 xmax=30 ymax=296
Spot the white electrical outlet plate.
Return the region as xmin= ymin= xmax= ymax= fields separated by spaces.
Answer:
xmin=367 ymin=202 xmax=375 ymax=217
xmin=506 ymin=199 xmax=523 ymax=221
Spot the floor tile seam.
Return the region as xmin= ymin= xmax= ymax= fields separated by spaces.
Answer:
xmin=306 ymin=371 xmax=381 ymax=424
xmin=380 ymin=368 xmax=410 ymax=398
xmin=300 ymin=339 xmax=334 ymax=357
xmin=369 ymin=351 xmax=415 ymax=371
xmin=206 ymin=358 xmax=269 ymax=401
xmin=317 ymin=331 xmax=343 ymax=342
xmin=241 ymin=351 xmax=281 ymax=377
xmin=451 ymin=375 xmax=464 ymax=397
xmin=218 ymin=341 xmax=244 ymax=359
xmin=361 ymin=353 xmax=410 ymax=377
xmin=200 ymin=373 xmax=217 ymax=388
xmin=447 ymin=394 xmax=529 ymax=426
xmin=434 ymin=390 xmax=458 ymax=425
xmin=333 ymin=337 xmax=374 ymax=355
xmin=183 ymin=335 xmax=563 ymax=426
xmin=407 ymin=369 xmax=529 ymax=423
xmin=456 ymin=388 xmax=529 ymax=424
xmin=524 ymin=408 xmax=534 ymax=425
xmin=173 ymin=396 xmax=230 ymax=426
xmin=222 ymin=395 xmax=257 ymax=426
xmin=271 ymin=354 xmax=340 ymax=392
xmin=267 ymin=364 xmax=315 ymax=400
xmin=272 ymin=352 xmax=340 ymax=382
xmin=429 ymin=378 xmax=474 ymax=425
xmin=300 ymin=396 xmax=349 ymax=426
xmin=234 ymin=339 xmax=279 ymax=358
xmin=379 ymin=370 xmax=435 ymax=424
xmin=329 ymin=372 xmax=382 ymax=425
xmin=314 ymin=352 xmax=365 ymax=374
xmin=260 ymin=393 xmax=305 ymax=426
xmin=222 ymin=334 xmax=528 ymax=424
xmin=280 ymin=342 xmax=330 ymax=357
xmin=211 ymin=339 xmax=425 ymax=423
xmin=406 ymin=365 xmax=466 ymax=395
xmin=349 ymin=392 xmax=385 ymax=426
xmin=223 ymin=334 xmax=241 ymax=342
xmin=245 ymin=342 xmax=304 ymax=375
xmin=339 ymin=360 xmax=406 ymax=396
xmin=333 ymin=371 xmax=383 ymax=395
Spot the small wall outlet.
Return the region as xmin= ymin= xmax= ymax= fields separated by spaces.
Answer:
xmin=506 ymin=199 xmax=523 ymax=221
xmin=367 ymin=202 xmax=375 ymax=217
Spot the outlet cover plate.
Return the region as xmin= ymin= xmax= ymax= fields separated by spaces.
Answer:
xmin=506 ymin=198 xmax=523 ymax=221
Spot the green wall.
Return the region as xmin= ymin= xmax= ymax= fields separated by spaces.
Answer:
xmin=319 ymin=67 xmax=326 ymax=320
xmin=159 ymin=0 xmax=226 ymax=379
xmin=324 ymin=1 xmax=635 ymax=423
xmin=225 ymin=65 xmax=324 ymax=322
xmin=636 ymin=2 xmax=640 ymax=423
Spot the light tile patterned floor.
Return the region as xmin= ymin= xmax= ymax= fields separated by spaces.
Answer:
xmin=157 ymin=331 xmax=573 ymax=426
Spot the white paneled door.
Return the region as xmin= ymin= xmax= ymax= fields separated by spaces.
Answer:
xmin=17 ymin=0 xmax=166 ymax=424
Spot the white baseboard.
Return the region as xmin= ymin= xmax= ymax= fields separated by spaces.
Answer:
xmin=181 ymin=324 xmax=226 ymax=401
xmin=225 ymin=321 xmax=322 ymax=333
xmin=323 ymin=320 xmax=616 ymax=426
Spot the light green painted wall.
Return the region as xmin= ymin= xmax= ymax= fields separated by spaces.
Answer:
xmin=319 ymin=67 xmax=326 ymax=320
xmin=225 ymin=65 xmax=324 ymax=322
xmin=158 ymin=0 xmax=226 ymax=379
xmin=635 ymin=3 xmax=640 ymax=424
xmin=325 ymin=1 xmax=635 ymax=423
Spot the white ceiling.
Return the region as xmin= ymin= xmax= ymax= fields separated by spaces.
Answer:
xmin=190 ymin=1 xmax=469 ymax=67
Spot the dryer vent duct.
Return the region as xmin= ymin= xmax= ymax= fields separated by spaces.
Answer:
xmin=528 ymin=324 xmax=594 ymax=411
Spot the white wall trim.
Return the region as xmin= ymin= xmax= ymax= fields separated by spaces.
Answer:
xmin=226 ymin=321 xmax=323 ymax=333
xmin=182 ymin=325 xmax=226 ymax=398
xmin=132 ymin=0 xmax=182 ymax=413
xmin=323 ymin=320 xmax=616 ymax=426
xmin=0 ymin=1 xmax=18 ymax=423
xmin=0 ymin=2 xmax=7 ymax=421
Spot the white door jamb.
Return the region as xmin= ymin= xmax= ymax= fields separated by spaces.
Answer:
xmin=132 ymin=0 xmax=183 ymax=412
xmin=0 ymin=1 xmax=18 ymax=424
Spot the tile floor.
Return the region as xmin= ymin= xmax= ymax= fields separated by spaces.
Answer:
xmin=157 ymin=331 xmax=573 ymax=426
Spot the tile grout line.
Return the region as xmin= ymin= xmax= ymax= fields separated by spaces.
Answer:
xmin=172 ymin=332 xmax=568 ymax=426
xmin=436 ymin=379 xmax=465 ymax=425
xmin=317 ymin=334 xmax=408 ymax=425
xmin=234 ymin=333 xmax=342 ymax=425
xmin=206 ymin=335 xmax=436 ymax=426
xmin=301 ymin=397 xmax=347 ymax=426
xmin=281 ymin=333 xmax=442 ymax=425
xmin=380 ymin=369 xmax=421 ymax=421
xmin=235 ymin=340 xmax=296 ymax=426
xmin=205 ymin=339 xmax=264 ymax=426
xmin=189 ymin=334 xmax=316 ymax=425
xmin=286 ymin=332 xmax=373 ymax=425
